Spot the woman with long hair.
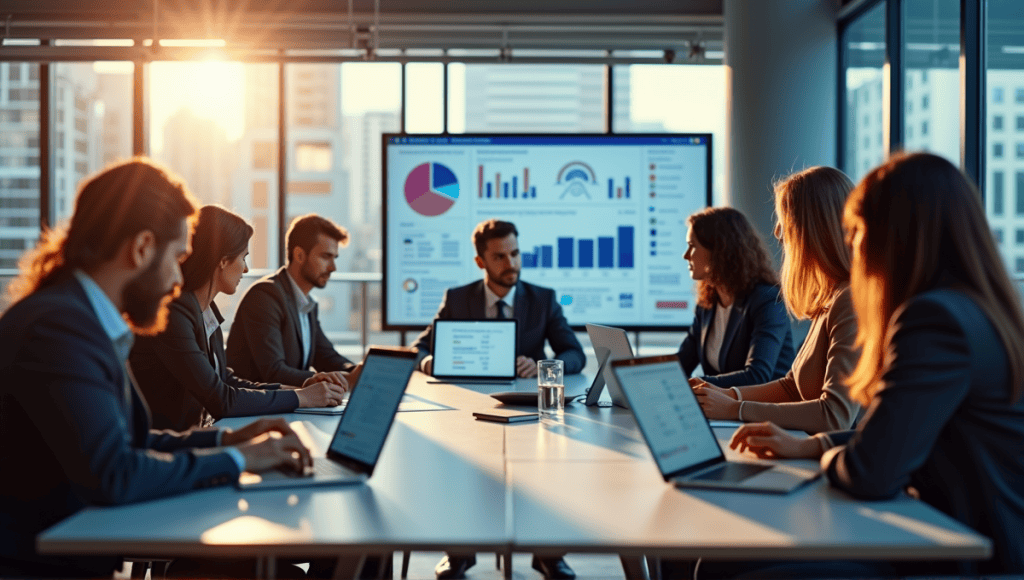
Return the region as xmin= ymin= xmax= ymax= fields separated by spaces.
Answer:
xmin=130 ymin=205 xmax=348 ymax=432
xmin=677 ymin=207 xmax=795 ymax=386
xmin=691 ymin=166 xmax=861 ymax=433
xmin=728 ymin=153 xmax=1024 ymax=575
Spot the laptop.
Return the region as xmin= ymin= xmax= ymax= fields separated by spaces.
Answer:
xmin=611 ymin=354 xmax=820 ymax=494
xmin=237 ymin=348 xmax=418 ymax=489
xmin=584 ymin=323 xmax=634 ymax=408
xmin=430 ymin=319 xmax=517 ymax=384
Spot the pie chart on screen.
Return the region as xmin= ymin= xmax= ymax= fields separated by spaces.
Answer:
xmin=405 ymin=162 xmax=459 ymax=217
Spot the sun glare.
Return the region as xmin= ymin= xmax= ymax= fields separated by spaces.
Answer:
xmin=149 ymin=60 xmax=245 ymax=154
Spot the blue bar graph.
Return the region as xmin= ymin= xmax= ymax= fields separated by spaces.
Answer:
xmin=618 ymin=226 xmax=634 ymax=268
xmin=487 ymin=183 xmax=492 ymax=198
xmin=578 ymin=239 xmax=594 ymax=268
xmin=625 ymin=177 xmax=630 ymax=198
xmin=503 ymin=183 xmax=509 ymax=198
xmin=522 ymin=253 xmax=538 ymax=268
xmin=608 ymin=179 xmax=613 ymax=199
xmin=531 ymin=187 xmax=537 ymax=198
xmin=598 ymin=237 xmax=614 ymax=268
xmin=541 ymin=245 xmax=554 ymax=268
xmin=513 ymin=176 xmax=518 ymax=198
xmin=558 ymin=237 xmax=574 ymax=268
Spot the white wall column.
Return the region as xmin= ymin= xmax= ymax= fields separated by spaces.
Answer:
xmin=724 ymin=0 xmax=840 ymax=258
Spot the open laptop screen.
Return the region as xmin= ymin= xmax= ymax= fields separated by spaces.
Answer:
xmin=328 ymin=350 xmax=417 ymax=467
xmin=432 ymin=320 xmax=517 ymax=380
xmin=613 ymin=356 xmax=723 ymax=476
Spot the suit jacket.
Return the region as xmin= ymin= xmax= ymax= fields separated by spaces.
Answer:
xmin=130 ymin=292 xmax=299 ymax=432
xmin=821 ymin=289 xmax=1024 ymax=574
xmin=0 ymin=276 xmax=239 ymax=576
xmin=413 ymin=279 xmax=586 ymax=374
xmin=226 ymin=267 xmax=355 ymax=385
xmin=676 ymin=283 xmax=795 ymax=387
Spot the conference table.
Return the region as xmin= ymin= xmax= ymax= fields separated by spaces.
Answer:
xmin=38 ymin=371 xmax=991 ymax=579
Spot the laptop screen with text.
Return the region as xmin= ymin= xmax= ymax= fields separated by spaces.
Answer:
xmin=432 ymin=320 xmax=517 ymax=379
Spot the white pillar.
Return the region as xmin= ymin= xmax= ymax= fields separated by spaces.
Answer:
xmin=724 ymin=0 xmax=840 ymax=258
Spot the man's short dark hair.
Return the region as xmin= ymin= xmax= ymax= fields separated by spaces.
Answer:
xmin=472 ymin=219 xmax=518 ymax=258
xmin=286 ymin=214 xmax=349 ymax=263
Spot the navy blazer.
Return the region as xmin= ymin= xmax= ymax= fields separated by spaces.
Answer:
xmin=413 ymin=279 xmax=586 ymax=374
xmin=822 ymin=289 xmax=1024 ymax=574
xmin=0 ymin=276 xmax=239 ymax=576
xmin=226 ymin=267 xmax=355 ymax=386
xmin=676 ymin=282 xmax=795 ymax=387
xmin=130 ymin=292 xmax=300 ymax=432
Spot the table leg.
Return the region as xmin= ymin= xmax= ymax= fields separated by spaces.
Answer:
xmin=619 ymin=556 xmax=649 ymax=580
xmin=331 ymin=554 xmax=367 ymax=580
xmin=502 ymin=552 xmax=513 ymax=580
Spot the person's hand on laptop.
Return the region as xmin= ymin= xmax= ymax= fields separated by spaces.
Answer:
xmin=691 ymin=380 xmax=740 ymax=420
xmin=729 ymin=422 xmax=821 ymax=459
xmin=302 ymin=371 xmax=350 ymax=392
xmin=294 ymin=380 xmax=347 ymax=408
xmin=516 ymin=356 xmax=538 ymax=378
xmin=222 ymin=417 xmax=313 ymax=473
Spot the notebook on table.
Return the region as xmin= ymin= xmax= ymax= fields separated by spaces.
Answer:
xmin=611 ymin=354 xmax=820 ymax=494
xmin=237 ymin=348 xmax=418 ymax=489
xmin=430 ymin=319 xmax=517 ymax=384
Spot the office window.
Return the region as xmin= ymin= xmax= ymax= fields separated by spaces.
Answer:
xmin=0 ymin=62 xmax=41 ymax=276
xmin=148 ymin=61 xmax=280 ymax=307
xmin=612 ymin=64 xmax=726 ymax=203
xmin=1018 ymin=116 xmax=1024 ymax=131
xmin=405 ymin=63 xmax=444 ymax=133
xmin=294 ymin=142 xmax=332 ymax=172
xmin=993 ymin=171 xmax=1005 ymax=215
xmin=1016 ymin=229 xmax=1024 ymax=245
xmin=994 ymin=229 xmax=1004 ymax=244
xmin=1017 ymin=88 xmax=1024 ymax=103
xmin=1018 ymin=143 xmax=1024 ymax=159
xmin=995 ymin=143 xmax=1004 ymax=158
xmin=993 ymin=87 xmax=1004 ymax=103
xmin=1018 ymin=172 xmax=1024 ymax=215
xmin=1017 ymin=257 xmax=1024 ymax=273
xmin=842 ymin=2 xmax=885 ymax=181
xmin=903 ymin=0 xmax=958 ymax=163
xmin=994 ymin=115 xmax=1004 ymax=130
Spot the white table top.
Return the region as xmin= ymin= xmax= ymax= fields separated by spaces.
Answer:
xmin=38 ymin=371 xmax=991 ymax=562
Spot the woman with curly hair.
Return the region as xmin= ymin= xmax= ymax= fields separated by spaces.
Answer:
xmin=676 ymin=206 xmax=795 ymax=387
xmin=691 ymin=166 xmax=861 ymax=434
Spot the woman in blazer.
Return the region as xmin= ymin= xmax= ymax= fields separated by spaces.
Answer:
xmin=130 ymin=205 xmax=347 ymax=432
xmin=724 ymin=153 xmax=1024 ymax=576
xmin=692 ymin=167 xmax=861 ymax=434
xmin=676 ymin=207 xmax=795 ymax=386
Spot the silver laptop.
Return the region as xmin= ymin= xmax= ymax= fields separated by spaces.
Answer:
xmin=238 ymin=348 xmax=418 ymax=489
xmin=611 ymin=354 xmax=820 ymax=494
xmin=584 ymin=323 xmax=633 ymax=408
xmin=430 ymin=319 xmax=517 ymax=384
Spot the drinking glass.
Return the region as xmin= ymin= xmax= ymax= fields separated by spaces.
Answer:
xmin=537 ymin=359 xmax=565 ymax=422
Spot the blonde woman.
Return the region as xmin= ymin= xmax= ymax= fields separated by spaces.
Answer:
xmin=726 ymin=153 xmax=1024 ymax=576
xmin=691 ymin=166 xmax=860 ymax=433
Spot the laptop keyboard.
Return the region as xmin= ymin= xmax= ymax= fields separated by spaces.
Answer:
xmin=693 ymin=462 xmax=772 ymax=482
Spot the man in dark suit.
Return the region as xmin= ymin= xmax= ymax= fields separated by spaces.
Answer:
xmin=415 ymin=220 xmax=583 ymax=580
xmin=0 ymin=159 xmax=311 ymax=578
xmin=227 ymin=214 xmax=359 ymax=387
xmin=415 ymin=219 xmax=585 ymax=379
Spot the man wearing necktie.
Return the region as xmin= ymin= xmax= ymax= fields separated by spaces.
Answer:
xmin=413 ymin=219 xmax=585 ymax=579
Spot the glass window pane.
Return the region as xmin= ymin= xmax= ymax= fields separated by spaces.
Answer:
xmin=986 ymin=0 xmax=1024 ymax=278
xmin=612 ymin=64 xmax=726 ymax=203
xmin=148 ymin=61 xmax=279 ymax=327
xmin=903 ymin=0 xmax=960 ymax=165
xmin=52 ymin=62 xmax=134 ymax=226
xmin=842 ymin=2 xmax=886 ymax=181
xmin=0 ymin=62 xmax=41 ymax=279
xmin=405 ymin=63 xmax=444 ymax=133
xmin=448 ymin=64 xmax=605 ymax=134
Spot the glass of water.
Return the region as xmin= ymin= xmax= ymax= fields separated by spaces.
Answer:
xmin=537 ymin=359 xmax=565 ymax=422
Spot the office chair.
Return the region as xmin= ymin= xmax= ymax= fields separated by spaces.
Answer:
xmin=399 ymin=552 xmax=503 ymax=579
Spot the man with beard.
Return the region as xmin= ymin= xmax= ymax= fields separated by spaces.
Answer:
xmin=414 ymin=219 xmax=584 ymax=580
xmin=227 ymin=214 xmax=359 ymax=388
xmin=0 ymin=159 xmax=313 ymax=578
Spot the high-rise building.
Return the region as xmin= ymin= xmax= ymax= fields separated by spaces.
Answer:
xmin=161 ymin=108 xmax=233 ymax=207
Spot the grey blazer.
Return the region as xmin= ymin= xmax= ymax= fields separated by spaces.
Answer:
xmin=822 ymin=289 xmax=1024 ymax=575
xmin=130 ymin=292 xmax=299 ymax=432
xmin=413 ymin=279 xmax=586 ymax=374
xmin=226 ymin=267 xmax=355 ymax=385
xmin=0 ymin=276 xmax=240 ymax=577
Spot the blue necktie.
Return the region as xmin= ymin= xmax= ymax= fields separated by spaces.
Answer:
xmin=495 ymin=300 xmax=507 ymax=319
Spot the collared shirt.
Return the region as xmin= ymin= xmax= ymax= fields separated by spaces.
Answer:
xmin=202 ymin=306 xmax=220 ymax=376
xmin=73 ymin=271 xmax=245 ymax=471
xmin=285 ymin=269 xmax=315 ymax=368
xmin=484 ymin=283 xmax=516 ymax=320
